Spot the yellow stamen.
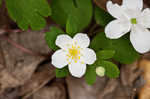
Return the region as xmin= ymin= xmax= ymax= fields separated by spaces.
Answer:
xmin=74 ymin=60 xmax=77 ymax=63
xmin=69 ymin=47 xmax=79 ymax=58
xmin=81 ymin=61 xmax=84 ymax=64
xmin=67 ymin=45 xmax=82 ymax=63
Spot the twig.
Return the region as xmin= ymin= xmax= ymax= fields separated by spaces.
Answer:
xmin=0 ymin=28 xmax=22 ymax=35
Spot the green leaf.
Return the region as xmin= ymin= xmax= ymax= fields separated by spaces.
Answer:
xmin=55 ymin=67 xmax=69 ymax=78
xmin=97 ymin=50 xmax=115 ymax=60
xmin=51 ymin=0 xmax=92 ymax=33
xmin=85 ymin=66 xmax=96 ymax=85
xmin=66 ymin=14 xmax=79 ymax=36
xmin=6 ymin=0 xmax=51 ymax=30
xmin=0 ymin=0 xmax=2 ymax=6
xmin=91 ymin=32 xmax=139 ymax=64
xmin=97 ymin=60 xmax=119 ymax=78
xmin=94 ymin=6 xmax=113 ymax=27
xmin=45 ymin=26 xmax=64 ymax=51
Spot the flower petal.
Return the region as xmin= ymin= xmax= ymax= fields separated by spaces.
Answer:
xmin=51 ymin=49 xmax=68 ymax=68
xmin=81 ymin=48 xmax=97 ymax=65
xmin=138 ymin=8 xmax=150 ymax=28
xmin=130 ymin=25 xmax=150 ymax=53
xmin=73 ymin=33 xmax=90 ymax=48
xmin=123 ymin=9 xmax=141 ymax=19
xmin=122 ymin=0 xmax=143 ymax=11
xmin=105 ymin=19 xmax=131 ymax=39
xmin=107 ymin=1 xmax=125 ymax=19
xmin=68 ymin=61 xmax=86 ymax=78
xmin=56 ymin=34 xmax=73 ymax=50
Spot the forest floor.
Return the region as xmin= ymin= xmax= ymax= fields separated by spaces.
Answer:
xmin=1 ymin=0 xmax=150 ymax=99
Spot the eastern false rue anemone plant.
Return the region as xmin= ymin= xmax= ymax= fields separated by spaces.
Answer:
xmin=51 ymin=0 xmax=149 ymax=79
xmin=51 ymin=33 xmax=97 ymax=78
xmin=105 ymin=0 xmax=150 ymax=53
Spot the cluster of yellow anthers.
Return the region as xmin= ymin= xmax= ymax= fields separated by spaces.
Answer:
xmin=66 ymin=42 xmax=84 ymax=64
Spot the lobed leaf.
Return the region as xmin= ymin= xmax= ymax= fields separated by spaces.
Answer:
xmin=6 ymin=0 xmax=51 ymax=30
xmin=94 ymin=6 xmax=114 ymax=27
xmin=45 ymin=26 xmax=64 ymax=51
xmin=0 ymin=0 xmax=2 ymax=6
xmin=55 ymin=67 xmax=69 ymax=78
xmin=51 ymin=0 xmax=93 ymax=35
xmin=66 ymin=14 xmax=79 ymax=36
xmin=85 ymin=66 xmax=97 ymax=85
xmin=97 ymin=50 xmax=115 ymax=60
xmin=97 ymin=60 xmax=119 ymax=78
xmin=91 ymin=32 xmax=139 ymax=64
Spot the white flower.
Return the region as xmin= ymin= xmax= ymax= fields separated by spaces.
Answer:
xmin=52 ymin=33 xmax=97 ymax=78
xmin=105 ymin=0 xmax=150 ymax=53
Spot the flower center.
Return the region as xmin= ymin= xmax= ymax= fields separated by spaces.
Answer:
xmin=131 ymin=18 xmax=137 ymax=24
xmin=69 ymin=48 xmax=79 ymax=58
xmin=67 ymin=45 xmax=81 ymax=63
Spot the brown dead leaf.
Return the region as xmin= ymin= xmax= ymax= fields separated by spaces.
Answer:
xmin=121 ymin=61 xmax=142 ymax=86
xmin=12 ymin=57 xmax=45 ymax=84
xmin=67 ymin=76 xmax=131 ymax=99
xmin=66 ymin=76 xmax=107 ymax=99
xmin=103 ymin=80 xmax=130 ymax=99
xmin=120 ymin=60 xmax=146 ymax=99
xmin=0 ymin=88 xmax=20 ymax=99
xmin=98 ymin=79 xmax=118 ymax=98
xmin=0 ymin=45 xmax=5 ymax=71
xmin=0 ymin=69 xmax=20 ymax=93
xmin=138 ymin=59 xmax=150 ymax=99
xmin=0 ymin=1 xmax=13 ymax=28
xmin=33 ymin=83 xmax=66 ymax=99
xmin=0 ymin=30 xmax=50 ymax=72
xmin=0 ymin=58 xmax=44 ymax=94
xmin=20 ymin=63 xmax=55 ymax=99
xmin=0 ymin=30 xmax=51 ymax=93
